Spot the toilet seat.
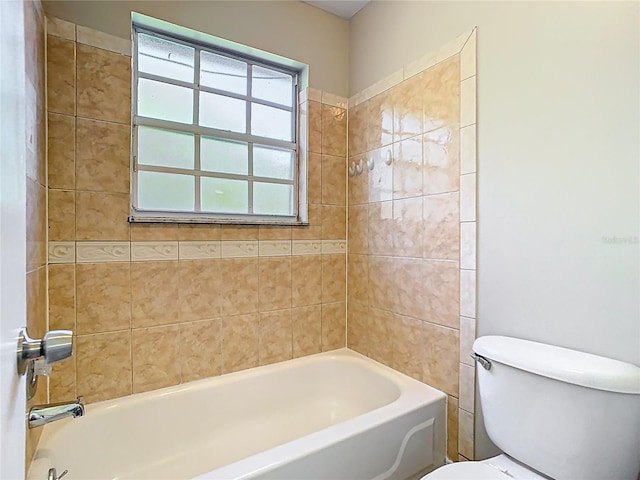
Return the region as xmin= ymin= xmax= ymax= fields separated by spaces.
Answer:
xmin=423 ymin=461 xmax=512 ymax=479
xmin=424 ymin=454 xmax=551 ymax=480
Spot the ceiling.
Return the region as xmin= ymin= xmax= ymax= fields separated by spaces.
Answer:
xmin=303 ymin=1 xmax=370 ymax=19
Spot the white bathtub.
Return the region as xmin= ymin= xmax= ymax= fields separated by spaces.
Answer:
xmin=29 ymin=349 xmax=446 ymax=480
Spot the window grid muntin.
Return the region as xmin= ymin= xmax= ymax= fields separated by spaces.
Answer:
xmin=247 ymin=62 xmax=254 ymax=214
xmin=192 ymin=48 xmax=201 ymax=212
xmin=134 ymin=116 xmax=296 ymax=150
xmin=132 ymin=25 xmax=299 ymax=219
xmin=135 ymin=159 xmax=295 ymax=185
xmin=137 ymin=71 xmax=294 ymax=113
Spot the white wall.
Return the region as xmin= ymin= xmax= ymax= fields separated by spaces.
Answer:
xmin=351 ymin=0 xmax=639 ymax=459
xmin=42 ymin=0 xmax=350 ymax=97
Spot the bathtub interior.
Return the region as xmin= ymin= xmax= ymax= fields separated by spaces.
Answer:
xmin=29 ymin=349 xmax=446 ymax=480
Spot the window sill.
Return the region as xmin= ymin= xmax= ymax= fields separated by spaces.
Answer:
xmin=128 ymin=213 xmax=308 ymax=226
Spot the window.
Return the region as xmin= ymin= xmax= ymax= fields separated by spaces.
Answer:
xmin=131 ymin=24 xmax=302 ymax=223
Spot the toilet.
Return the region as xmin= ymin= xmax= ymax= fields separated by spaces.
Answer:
xmin=424 ymin=336 xmax=640 ymax=480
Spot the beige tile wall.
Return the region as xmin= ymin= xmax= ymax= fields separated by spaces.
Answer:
xmin=46 ymin=18 xmax=348 ymax=405
xmin=24 ymin=0 xmax=48 ymax=469
xmin=45 ymin=15 xmax=478 ymax=464
xmin=346 ymin=29 xmax=477 ymax=462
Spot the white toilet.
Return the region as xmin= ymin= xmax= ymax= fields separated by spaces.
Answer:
xmin=425 ymin=335 xmax=640 ymax=480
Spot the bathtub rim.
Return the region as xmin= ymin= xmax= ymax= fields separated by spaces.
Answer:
xmin=30 ymin=348 xmax=447 ymax=480
xmin=45 ymin=348 xmax=443 ymax=418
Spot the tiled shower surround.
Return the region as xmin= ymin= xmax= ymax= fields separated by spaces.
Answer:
xmin=43 ymin=17 xmax=477 ymax=465
xmin=346 ymin=30 xmax=477 ymax=462
xmin=46 ymin=19 xmax=347 ymax=404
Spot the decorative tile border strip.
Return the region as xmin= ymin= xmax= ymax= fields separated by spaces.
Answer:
xmin=76 ymin=242 xmax=130 ymax=263
xmin=221 ymin=241 xmax=259 ymax=258
xmin=292 ymin=240 xmax=322 ymax=255
xmin=259 ymin=241 xmax=291 ymax=257
xmin=48 ymin=240 xmax=347 ymax=264
xmin=321 ymin=240 xmax=347 ymax=254
xmin=178 ymin=241 xmax=221 ymax=260
xmin=48 ymin=242 xmax=75 ymax=263
xmin=131 ymin=242 xmax=178 ymax=262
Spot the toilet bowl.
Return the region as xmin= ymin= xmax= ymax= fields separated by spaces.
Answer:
xmin=424 ymin=454 xmax=549 ymax=479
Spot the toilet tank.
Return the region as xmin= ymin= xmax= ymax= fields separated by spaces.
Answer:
xmin=473 ymin=336 xmax=640 ymax=480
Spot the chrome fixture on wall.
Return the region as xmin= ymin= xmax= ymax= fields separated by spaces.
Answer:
xmin=29 ymin=397 xmax=84 ymax=428
xmin=17 ymin=328 xmax=74 ymax=399
xmin=17 ymin=328 xmax=73 ymax=375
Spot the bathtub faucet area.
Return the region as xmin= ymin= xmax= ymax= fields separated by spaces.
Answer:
xmin=28 ymin=397 xmax=84 ymax=428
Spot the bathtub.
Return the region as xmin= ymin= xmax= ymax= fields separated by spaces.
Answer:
xmin=28 ymin=349 xmax=446 ymax=480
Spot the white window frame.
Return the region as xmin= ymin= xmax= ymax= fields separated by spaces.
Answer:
xmin=130 ymin=24 xmax=304 ymax=224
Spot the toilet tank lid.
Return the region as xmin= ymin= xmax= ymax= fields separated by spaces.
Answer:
xmin=473 ymin=336 xmax=640 ymax=394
